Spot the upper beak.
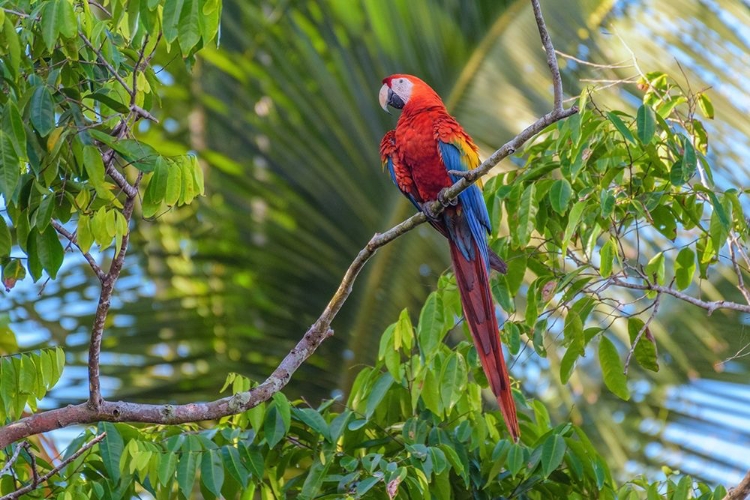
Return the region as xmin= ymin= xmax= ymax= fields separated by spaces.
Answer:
xmin=379 ymin=84 xmax=391 ymax=113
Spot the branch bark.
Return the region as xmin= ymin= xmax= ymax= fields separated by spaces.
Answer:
xmin=611 ymin=277 xmax=750 ymax=315
xmin=724 ymin=470 xmax=750 ymax=500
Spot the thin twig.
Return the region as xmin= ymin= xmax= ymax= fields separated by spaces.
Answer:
xmin=87 ymin=0 xmax=111 ymax=16
xmin=79 ymin=34 xmax=134 ymax=96
xmin=0 ymin=442 xmax=27 ymax=476
xmin=131 ymin=35 xmax=149 ymax=106
xmin=724 ymin=470 xmax=750 ymax=500
xmin=611 ymin=277 xmax=750 ymax=315
xmin=554 ymin=50 xmax=633 ymax=69
xmin=531 ymin=0 xmax=563 ymax=111
xmin=50 ymin=221 xmax=106 ymax=282
xmin=624 ymin=293 xmax=662 ymax=374
xmin=0 ymin=433 xmax=105 ymax=500
xmin=729 ymin=236 xmax=750 ymax=304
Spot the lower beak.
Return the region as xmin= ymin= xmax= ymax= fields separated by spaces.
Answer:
xmin=379 ymin=84 xmax=391 ymax=113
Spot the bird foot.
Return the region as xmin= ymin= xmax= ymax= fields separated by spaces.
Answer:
xmin=420 ymin=201 xmax=441 ymax=223
xmin=437 ymin=188 xmax=458 ymax=207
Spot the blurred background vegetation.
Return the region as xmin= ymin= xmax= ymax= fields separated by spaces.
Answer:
xmin=4 ymin=0 xmax=750 ymax=488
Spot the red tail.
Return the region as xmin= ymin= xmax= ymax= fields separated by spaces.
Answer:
xmin=449 ymin=239 xmax=520 ymax=441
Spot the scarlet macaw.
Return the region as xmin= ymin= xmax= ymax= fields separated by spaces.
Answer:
xmin=379 ymin=74 xmax=520 ymax=440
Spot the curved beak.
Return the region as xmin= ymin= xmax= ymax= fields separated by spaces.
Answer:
xmin=379 ymin=84 xmax=392 ymax=113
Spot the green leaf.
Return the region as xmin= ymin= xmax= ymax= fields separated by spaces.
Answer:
xmin=165 ymin=159 xmax=183 ymax=205
xmin=0 ymin=216 xmax=11 ymax=258
xmin=420 ymin=368 xmax=441 ymax=415
xmin=645 ymin=252 xmax=665 ymax=286
xmin=627 ymin=318 xmax=659 ymax=372
xmin=57 ymin=0 xmax=77 ymax=39
xmin=143 ymin=157 xmax=169 ymax=217
xmin=675 ymin=247 xmax=696 ymax=291
xmin=242 ymin=445 xmax=264 ymax=479
xmin=178 ymin=0 xmax=201 ymax=53
xmin=562 ymin=200 xmax=587 ymax=251
xmin=698 ymin=93 xmax=714 ymax=119
xmin=549 ymin=179 xmax=573 ymax=215
xmin=598 ymin=336 xmax=630 ymax=400
xmin=440 ymin=352 xmax=466 ymax=412
xmin=3 ymin=101 xmax=27 ymax=160
xmin=37 ymin=226 xmax=64 ymax=279
xmin=40 ymin=0 xmax=62 ymax=51
xmin=87 ymin=91 xmax=130 ymax=114
xmin=163 ymin=0 xmax=186 ymax=43
xmin=541 ymin=434 xmax=566 ymax=477
xmin=356 ymin=477 xmax=380 ymax=496
xmin=158 ymin=450 xmax=178 ymax=486
xmin=366 ymin=371 xmax=394 ymax=419
xmin=560 ymin=338 xmax=583 ymax=384
xmin=292 ymin=407 xmax=331 ymax=442
xmin=636 ymin=105 xmax=656 ymax=144
xmin=514 ymin=183 xmax=537 ymax=247
xmin=200 ymin=449 xmax=224 ymax=498
xmin=221 ymin=446 xmax=248 ymax=487
xmin=176 ymin=450 xmax=199 ymax=498
xmin=26 ymin=230 xmax=42 ymax=282
xmin=418 ymin=292 xmax=443 ymax=358
xmin=607 ymin=112 xmax=636 ymax=144
xmin=264 ymin=405 xmax=287 ymax=448
xmin=599 ymin=238 xmax=615 ymax=278
xmin=506 ymin=444 xmax=524 ymax=477
xmin=30 ymin=86 xmax=56 ymax=137
xmin=99 ymin=423 xmax=124 ymax=483
xmin=0 ymin=131 xmax=19 ymax=202
xmin=394 ymin=307 xmax=414 ymax=352
xmin=650 ymin=205 xmax=677 ymax=241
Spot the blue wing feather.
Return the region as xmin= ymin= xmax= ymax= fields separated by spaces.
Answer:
xmin=438 ymin=140 xmax=491 ymax=268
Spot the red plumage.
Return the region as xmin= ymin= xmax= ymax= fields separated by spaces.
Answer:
xmin=379 ymin=74 xmax=519 ymax=440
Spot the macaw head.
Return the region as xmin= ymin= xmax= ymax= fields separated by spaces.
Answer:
xmin=379 ymin=74 xmax=442 ymax=113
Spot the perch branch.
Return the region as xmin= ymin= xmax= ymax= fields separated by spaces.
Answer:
xmin=531 ymin=0 xmax=563 ymax=111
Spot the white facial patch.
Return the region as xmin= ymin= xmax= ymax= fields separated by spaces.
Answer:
xmin=390 ymin=77 xmax=413 ymax=105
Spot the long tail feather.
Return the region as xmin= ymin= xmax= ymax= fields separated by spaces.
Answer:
xmin=449 ymin=239 xmax=520 ymax=440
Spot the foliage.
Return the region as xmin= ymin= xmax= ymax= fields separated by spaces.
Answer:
xmin=483 ymin=72 xmax=741 ymax=402
xmin=0 ymin=0 xmax=748 ymax=497
xmin=0 ymin=0 xmax=216 ymax=290
xmin=0 ymin=299 xmax=729 ymax=498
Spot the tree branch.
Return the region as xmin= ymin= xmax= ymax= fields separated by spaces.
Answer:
xmin=87 ymin=174 xmax=142 ymax=410
xmin=531 ymin=0 xmax=563 ymax=111
xmin=0 ymin=433 xmax=105 ymax=500
xmin=724 ymin=470 xmax=750 ymax=500
xmin=611 ymin=277 xmax=750 ymax=315
xmin=0 ymin=442 xmax=27 ymax=476
xmin=80 ymin=34 xmax=133 ymax=97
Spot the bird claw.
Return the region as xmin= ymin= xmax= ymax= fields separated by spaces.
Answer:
xmin=437 ymin=188 xmax=458 ymax=207
xmin=421 ymin=201 xmax=441 ymax=222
